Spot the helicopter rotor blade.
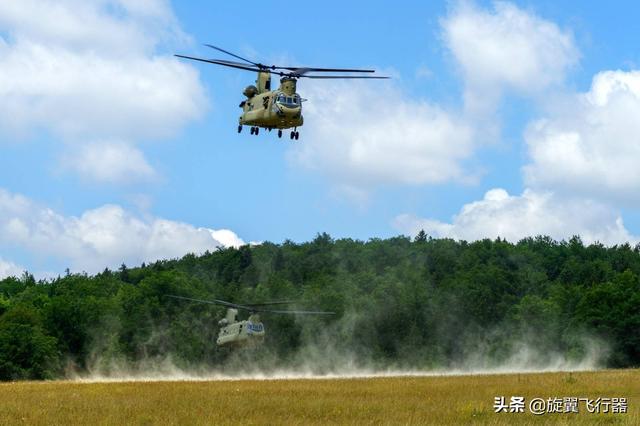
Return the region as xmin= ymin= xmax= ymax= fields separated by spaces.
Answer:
xmin=203 ymin=44 xmax=262 ymax=67
xmin=244 ymin=300 xmax=296 ymax=307
xmin=299 ymin=75 xmax=390 ymax=79
xmin=179 ymin=45 xmax=391 ymax=81
xmin=252 ymin=308 xmax=335 ymax=315
xmin=174 ymin=55 xmax=266 ymax=73
xmin=203 ymin=44 xmax=384 ymax=76
xmin=166 ymin=295 xmax=333 ymax=315
xmin=165 ymin=294 xmax=247 ymax=310
xmin=209 ymin=59 xmax=260 ymax=67
xmin=283 ymin=67 xmax=377 ymax=74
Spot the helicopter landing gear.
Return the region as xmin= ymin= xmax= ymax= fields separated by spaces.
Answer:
xmin=278 ymin=130 xmax=282 ymax=138
xmin=250 ymin=126 xmax=259 ymax=135
xmin=238 ymin=125 xmax=242 ymax=133
xmin=290 ymin=131 xmax=299 ymax=140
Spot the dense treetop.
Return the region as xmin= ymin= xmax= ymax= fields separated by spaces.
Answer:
xmin=1 ymin=233 xmax=638 ymax=380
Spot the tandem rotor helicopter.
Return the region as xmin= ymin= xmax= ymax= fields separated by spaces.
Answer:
xmin=176 ymin=44 xmax=388 ymax=140
xmin=167 ymin=295 xmax=334 ymax=347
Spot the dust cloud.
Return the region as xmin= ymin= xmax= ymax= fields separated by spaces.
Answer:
xmin=68 ymin=319 xmax=609 ymax=383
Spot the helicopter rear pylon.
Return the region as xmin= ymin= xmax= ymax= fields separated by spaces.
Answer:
xmin=166 ymin=294 xmax=334 ymax=347
xmin=175 ymin=44 xmax=388 ymax=134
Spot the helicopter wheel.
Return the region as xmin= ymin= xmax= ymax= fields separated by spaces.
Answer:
xmin=250 ymin=127 xmax=255 ymax=135
xmin=290 ymin=131 xmax=295 ymax=140
xmin=278 ymin=130 xmax=282 ymax=138
xmin=238 ymin=125 xmax=242 ymax=133
xmin=294 ymin=132 xmax=300 ymax=140
xmin=255 ymin=127 xmax=259 ymax=135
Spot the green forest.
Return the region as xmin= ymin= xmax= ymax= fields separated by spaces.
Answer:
xmin=1 ymin=233 xmax=639 ymax=381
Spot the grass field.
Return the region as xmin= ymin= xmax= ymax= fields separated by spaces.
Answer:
xmin=0 ymin=369 xmax=638 ymax=425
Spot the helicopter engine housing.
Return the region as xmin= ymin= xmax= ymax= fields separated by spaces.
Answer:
xmin=175 ymin=43 xmax=387 ymax=133
xmin=243 ymin=85 xmax=258 ymax=98
xmin=279 ymin=77 xmax=297 ymax=95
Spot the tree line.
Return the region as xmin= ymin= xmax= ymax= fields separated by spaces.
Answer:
xmin=0 ymin=233 xmax=638 ymax=380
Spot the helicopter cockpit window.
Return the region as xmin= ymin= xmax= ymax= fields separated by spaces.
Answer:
xmin=276 ymin=94 xmax=299 ymax=108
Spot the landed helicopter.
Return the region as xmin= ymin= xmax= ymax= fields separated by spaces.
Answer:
xmin=167 ymin=295 xmax=334 ymax=347
xmin=175 ymin=44 xmax=388 ymax=140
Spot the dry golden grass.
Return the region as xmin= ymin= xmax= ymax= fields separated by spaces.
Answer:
xmin=0 ymin=369 xmax=638 ymax=425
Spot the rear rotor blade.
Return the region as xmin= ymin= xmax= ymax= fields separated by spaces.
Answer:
xmin=166 ymin=295 xmax=247 ymax=310
xmin=166 ymin=295 xmax=334 ymax=315
xmin=191 ymin=44 xmax=391 ymax=78
xmin=209 ymin=59 xmax=261 ymax=67
xmin=174 ymin=55 xmax=264 ymax=73
xmin=204 ymin=44 xmax=261 ymax=67
xmin=176 ymin=55 xmax=270 ymax=74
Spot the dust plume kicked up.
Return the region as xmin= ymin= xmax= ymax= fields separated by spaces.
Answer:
xmin=68 ymin=308 xmax=610 ymax=383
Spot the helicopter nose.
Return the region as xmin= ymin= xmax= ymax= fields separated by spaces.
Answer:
xmin=280 ymin=106 xmax=301 ymax=117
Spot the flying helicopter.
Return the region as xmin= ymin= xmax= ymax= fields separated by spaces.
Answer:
xmin=175 ymin=44 xmax=389 ymax=140
xmin=166 ymin=295 xmax=334 ymax=347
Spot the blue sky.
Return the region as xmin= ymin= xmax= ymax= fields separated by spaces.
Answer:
xmin=1 ymin=0 xmax=640 ymax=277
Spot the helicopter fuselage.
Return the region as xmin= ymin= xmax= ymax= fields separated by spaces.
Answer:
xmin=165 ymin=295 xmax=334 ymax=348
xmin=176 ymin=44 xmax=386 ymax=135
xmin=216 ymin=309 xmax=265 ymax=347
xmin=239 ymin=73 xmax=304 ymax=131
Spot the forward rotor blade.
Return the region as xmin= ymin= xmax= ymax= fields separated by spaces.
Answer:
xmin=166 ymin=295 xmax=334 ymax=315
xmin=300 ymin=75 xmax=390 ymax=79
xmin=195 ymin=44 xmax=389 ymax=78
xmin=244 ymin=300 xmax=296 ymax=307
xmin=283 ymin=67 xmax=376 ymax=74
xmin=174 ymin=55 xmax=264 ymax=73
xmin=253 ymin=308 xmax=336 ymax=315
xmin=204 ymin=44 xmax=260 ymax=67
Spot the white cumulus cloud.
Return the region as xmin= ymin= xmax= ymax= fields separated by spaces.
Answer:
xmin=391 ymin=4 xmax=639 ymax=247
xmin=62 ymin=142 xmax=157 ymax=184
xmin=0 ymin=188 xmax=244 ymax=274
xmin=0 ymin=257 xmax=24 ymax=280
xmin=0 ymin=0 xmax=206 ymax=183
xmin=289 ymin=2 xmax=580 ymax=198
xmin=289 ymin=81 xmax=475 ymax=192
xmin=394 ymin=188 xmax=636 ymax=246
xmin=442 ymin=1 xmax=578 ymax=112
xmin=524 ymin=70 xmax=640 ymax=204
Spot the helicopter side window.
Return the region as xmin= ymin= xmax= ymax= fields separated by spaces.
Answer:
xmin=275 ymin=94 xmax=300 ymax=108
